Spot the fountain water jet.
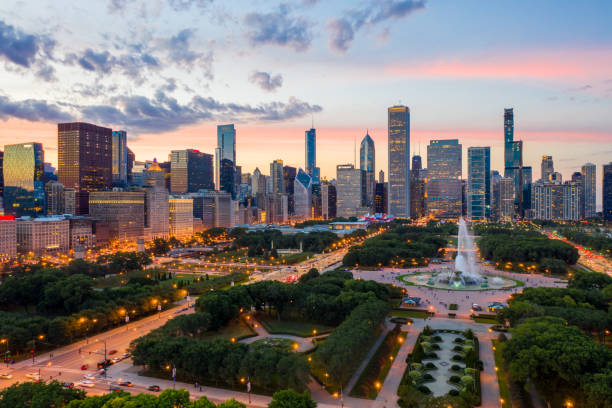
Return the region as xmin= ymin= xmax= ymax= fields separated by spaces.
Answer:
xmin=438 ymin=218 xmax=482 ymax=287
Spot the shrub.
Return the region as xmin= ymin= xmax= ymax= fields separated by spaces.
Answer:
xmin=451 ymin=355 xmax=464 ymax=362
xmin=449 ymin=304 xmax=458 ymax=310
xmin=497 ymin=333 xmax=508 ymax=342
xmin=422 ymin=325 xmax=433 ymax=336
xmin=425 ymin=352 xmax=438 ymax=359
xmin=431 ymin=335 xmax=442 ymax=342
xmin=454 ymin=337 xmax=465 ymax=344
xmin=452 ymin=345 xmax=463 ymax=352
xmin=449 ymin=389 xmax=460 ymax=396
xmin=424 ymin=362 xmax=436 ymax=370
xmin=448 ymin=313 xmax=456 ymax=318
xmin=464 ymin=329 xmax=474 ymax=340
xmin=417 ymin=385 xmax=431 ymax=395
xmin=449 ymin=375 xmax=461 ymax=383
xmin=431 ymin=344 xmax=441 ymax=350
xmin=451 ymin=364 xmax=462 ymax=371
xmin=422 ymin=373 xmax=434 ymax=381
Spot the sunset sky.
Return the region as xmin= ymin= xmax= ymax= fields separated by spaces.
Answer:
xmin=1 ymin=0 xmax=611 ymax=205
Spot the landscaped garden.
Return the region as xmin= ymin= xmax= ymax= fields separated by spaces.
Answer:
xmin=397 ymin=326 xmax=481 ymax=408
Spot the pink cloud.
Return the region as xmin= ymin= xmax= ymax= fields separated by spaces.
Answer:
xmin=386 ymin=49 xmax=612 ymax=80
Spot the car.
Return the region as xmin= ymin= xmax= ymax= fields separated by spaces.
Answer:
xmin=148 ymin=385 xmax=160 ymax=392
xmin=111 ymin=357 xmax=121 ymax=364
xmin=84 ymin=373 xmax=96 ymax=380
xmin=78 ymin=380 xmax=95 ymax=388
xmin=118 ymin=380 xmax=133 ymax=387
xmin=121 ymin=352 xmax=131 ymax=359
xmin=97 ymin=360 xmax=112 ymax=369
xmin=80 ymin=364 xmax=88 ymax=370
xmin=109 ymin=385 xmax=122 ymax=392
xmin=471 ymin=304 xmax=482 ymax=311
xmin=26 ymin=373 xmax=40 ymax=379
xmin=0 ymin=374 xmax=12 ymax=379
xmin=63 ymin=382 xmax=74 ymax=388
xmin=108 ymin=350 xmax=118 ymax=355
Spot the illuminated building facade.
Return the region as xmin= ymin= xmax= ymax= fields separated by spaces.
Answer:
xmin=387 ymin=105 xmax=410 ymax=218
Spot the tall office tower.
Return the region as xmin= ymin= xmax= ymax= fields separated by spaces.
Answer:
xmin=270 ymin=160 xmax=285 ymax=194
xmin=506 ymin=140 xmax=523 ymax=212
xmin=549 ymin=172 xmax=563 ymax=184
xmin=312 ymin=167 xmax=320 ymax=184
xmin=379 ymin=169 xmax=384 ymax=183
xmin=581 ymin=163 xmax=596 ymax=218
xmin=311 ymin=182 xmax=321 ymax=219
xmin=293 ymin=168 xmax=312 ymax=221
xmin=16 ymin=216 xmax=70 ymax=255
xmin=3 ymin=142 xmax=45 ymax=217
xmin=521 ymin=166 xmax=533 ymax=215
xmin=200 ymin=191 xmax=236 ymax=228
xmin=411 ymin=155 xmax=422 ymax=176
xmin=168 ymin=197 xmax=194 ymax=238
xmin=0 ymin=150 xmax=4 ymax=197
xmin=89 ymin=190 xmax=145 ymax=241
xmin=127 ymin=148 xmax=135 ymax=183
xmin=499 ymin=177 xmax=515 ymax=222
xmin=63 ymin=189 xmax=76 ymax=215
xmin=490 ymin=171 xmax=501 ymax=221
xmin=283 ymin=166 xmax=297 ymax=214
xmin=426 ymin=140 xmax=462 ymax=219
xmin=305 ymin=128 xmax=316 ymax=178
xmin=219 ymin=159 xmax=236 ymax=198
xmin=266 ymin=193 xmax=289 ymax=224
xmin=0 ymin=215 xmax=17 ymax=261
xmin=409 ymin=178 xmax=425 ymax=219
xmin=241 ymin=173 xmax=251 ymax=186
xmin=215 ymin=124 xmax=236 ymax=189
xmin=503 ymin=108 xmax=514 ymax=172
xmin=336 ymin=164 xmax=364 ymax=217
xmin=111 ymin=130 xmax=128 ymax=184
xmin=375 ymin=182 xmax=388 ymax=214
xmin=58 ymin=123 xmax=112 ymax=215
xmin=604 ymin=163 xmax=612 ymax=221
xmin=321 ymin=181 xmax=337 ymax=220
xmin=541 ymin=156 xmax=554 ymax=181
xmin=467 ymin=147 xmax=491 ymax=221
xmin=44 ymin=181 xmax=65 ymax=215
xmin=144 ymin=161 xmax=169 ymax=239
xmin=388 ymin=105 xmax=410 ymax=218
xmin=170 ymin=149 xmax=214 ymax=194
xmin=360 ymin=132 xmax=375 ymax=208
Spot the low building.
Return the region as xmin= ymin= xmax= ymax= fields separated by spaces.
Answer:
xmin=66 ymin=216 xmax=94 ymax=249
xmin=169 ymin=196 xmax=194 ymax=238
xmin=0 ymin=215 xmax=17 ymax=261
xmin=16 ymin=216 xmax=69 ymax=255
xmin=89 ymin=190 xmax=145 ymax=241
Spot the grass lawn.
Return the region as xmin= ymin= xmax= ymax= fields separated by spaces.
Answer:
xmin=390 ymin=309 xmax=430 ymax=319
xmin=472 ymin=316 xmax=499 ymax=325
xmin=251 ymin=337 xmax=296 ymax=351
xmin=492 ymin=340 xmax=511 ymax=408
xmin=258 ymin=314 xmax=334 ymax=337
xmin=203 ymin=319 xmax=257 ymax=341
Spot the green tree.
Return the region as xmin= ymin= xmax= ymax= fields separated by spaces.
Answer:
xmin=0 ymin=381 xmax=85 ymax=408
xmin=268 ymin=390 xmax=316 ymax=408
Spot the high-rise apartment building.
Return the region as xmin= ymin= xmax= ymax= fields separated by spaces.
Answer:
xmin=336 ymin=164 xmax=364 ymax=218
xmin=169 ymin=197 xmax=194 ymax=238
xmin=321 ymin=182 xmax=337 ymax=220
xmin=360 ymin=132 xmax=375 ymax=208
xmin=498 ymin=177 xmax=515 ymax=222
xmin=604 ymin=163 xmax=612 ymax=221
xmin=170 ymin=149 xmax=214 ymax=194
xmin=375 ymin=182 xmax=388 ymax=215
xmin=294 ymin=169 xmax=312 ymax=221
xmin=426 ymin=139 xmax=462 ymax=219
xmin=467 ymin=147 xmax=491 ymax=221
xmin=581 ymin=163 xmax=596 ymax=219
xmin=144 ymin=162 xmax=169 ymax=239
xmin=3 ymin=142 xmax=45 ymax=217
xmin=541 ymin=156 xmax=554 ymax=182
xmin=283 ymin=166 xmax=297 ymax=215
xmin=89 ymin=190 xmax=145 ymax=241
xmin=503 ymin=108 xmax=514 ymax=171
xmin=58 ymin=123 xmax=112 ymax=215
xmin=0 ymin=215 xmax=17 ymax=261
xmin=44 ymin=181 xmax=65 ymax=215
xmin=388 ymin=105 xmax=410 ymax=218
xmin=305 ymin=128 xmax=316 ymax=178
xmin=270 ymin=160 xmax=285 ymax=194
xmin=215 ymin=124 xmax=236 ymax=189
xmin=265 ymin=193 xmax=288 ymax=224
xmin=112 ymin=130 xmax=128 ymax=184
xmin=16 ymin=216 xmax=70 ymax=255
xmin=532 ymin=181 xmax=582 ymax=221
xmin=379 ymin=170 xmax=384 ymax=183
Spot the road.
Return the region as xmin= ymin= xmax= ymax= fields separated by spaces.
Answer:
xmin=544 ymin=230 xmax=612 ymax=274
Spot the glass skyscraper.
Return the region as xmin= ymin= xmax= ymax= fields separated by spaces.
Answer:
xmin=603 ymin=163 xmax=612 ymax=221
xmin=388 ymin=105 xmax=410 ymax=218
xmin=467 ymin=147 xmax=491 ymax=221
xmin=305 ymin=128 xmax=316 ymax=179
xmin=503 ymin=108 xmax=514 ymax=172
xmin=170 ymin=149 xmax=214 ymax=194
xmin=270 ymin=160 xmax=285 ymax=194
xmin=426 ymin=139 xmax=462 ymax=219
xmin=112 ymin=130 xmax=128 ymax=184
xmin=581 ymin=163 xmax=596 ymax=219
xmin=215 ymin=124 xmax=236 ymax=189
xmin=3 ymin=142 xmax=45 ymax=217
xmin=359 ymin=132 xmax=375 ymax=208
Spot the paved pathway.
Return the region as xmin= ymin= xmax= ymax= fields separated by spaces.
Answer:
xmin=240 ymin=317 xmax=317 ymax=352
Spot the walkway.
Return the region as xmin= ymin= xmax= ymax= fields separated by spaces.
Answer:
xmin=240 ymin=317 xmax=317 ymax=352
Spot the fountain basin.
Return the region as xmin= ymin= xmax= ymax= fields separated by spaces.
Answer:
xmin=398 ymin=271 xmax=520 ymax=291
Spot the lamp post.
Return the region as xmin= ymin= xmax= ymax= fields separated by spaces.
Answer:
xmin=0 ymin=339 xmax=8 ymax=367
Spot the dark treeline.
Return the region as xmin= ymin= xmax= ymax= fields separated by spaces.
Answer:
xmin=475 ymin=224 xmax=579 ymax=272
xmin=497 ymin=270 xmax=612 ymax=407
xmin=559 ymin=227 xmax=612 ymax=256
xmin=342 ymin=223 xmax=453 ymax=267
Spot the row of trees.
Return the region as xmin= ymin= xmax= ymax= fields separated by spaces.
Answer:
xmin=559 ymin=227 xmax=612 ymax=256
xmin=233 ymin=229 xmax=349 ymax=256
xmin=497 ymin=270 xmax=612 ymax=406
xmin=311 ymin=299 xmax=390 ymax=388
xmin=0 ymin=381 xmax=316 ymax=408
xmin=342 ymin=225 xmax=449 ymax=267
xmin=476 ymin=225 xmax=579 ymax=269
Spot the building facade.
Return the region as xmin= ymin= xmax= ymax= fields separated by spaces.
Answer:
xmin=58 ymin=123 xmax=113 ymax=215
xmin=170 ymin=149 xmax=214 ymax=194
xmin=215 ymin=124 xmax=236 ymax=190
xmin=44 ymin=181 xmax=65 ymax=215
xmin=112 ymin=130 xmax=128 ymax=184
xmin=581 ymin=163 xmax=596 ymax=219
xmin=360 ymin=132 xmax=375 ymax=208
xmin=541 ymin=156 xmax=554 ymax=182
xmin=0 ymin=215 xmax=17 ymax=261
xmin=169 ymin=197 xmax=194 ymax=238
xmin=426 ymin=139 xmax=462 ymax=219
xmin=603 ymin=163 xmax=612 ymax=221
xmin=88 ymin=190 xmax=145 ymax=241
xmin=305 ymin=128 xmax=316 ymax=179
xmin=293 ymin=168 xmax=312 ymax=221
xmin=3 ymin=142 xmax=45 ymax=217
xmin=467 ymin=147 xmax=491 ymax=221
xmin=388 ymin=106 xmax=410 ymax=218
xmin=336 ymin=164 xmax=364 ymax=218
xmin=16 ymin=216 xmax=70 ymax=255
xmin=321 ymin=182 xmax=337 ymax=220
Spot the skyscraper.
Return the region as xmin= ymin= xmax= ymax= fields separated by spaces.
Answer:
xmin=581 ymin=163 xmax=596 ymax=219
xmin=3 ymin=142 xmax=45 ymax=217
xmin=388 ymin=105 xmax=410 ymax=218
xmin=467 ymin=147 xmax=491 ymax=221
xmin=215 ymin=124 xmax=236 ymax=189
xmin=498 ymin=177 xmax=515 ymax=222
xmin=293 ymin=168 xmax=312 ymax=221
xmin=336 ymin=164 xmax=364 ymax=218
xmin=58 ymin=122 xmax=112 ymax=215
xmin=359 ymin=132 xmax=375 ymax=208
xmin=426 ymin=139 xmax=462 ymax=219
xmin=283 ymin=166 xmax=297 ymax=214
xmin=375 ymin=182 xmax=388 ymax=215
xmin=305 ymin=128 xmax=316 ymax=178
xmin=270 ymin=160 xmax=285 ymax=194
xmin=321 ymin=181 xmax=337 ymax=220
xmin=0 ymin=150 xmax=4 ymax=197
xmin=170 ymin=149 xmax=214 ymax=194
xmin=112 ymin=130 xmax=128 ymax=184
xmin=379 ymin=169 xmax=384 ymax=183
xmin=89 ymin=190 xmax=145 ymax=240
xmin=604 ymin=163 xmax=612 ymax=221
xmin=503 ymin=108 xmax=514 ymax=172
xmin=541 ymin=156 xmax=554 ymax=181
xmin=44 ymin=181 xmax=65 ymax=215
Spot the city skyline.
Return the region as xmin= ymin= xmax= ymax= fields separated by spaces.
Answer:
xmin=0 ymin=1 xmax=610 ymax=207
